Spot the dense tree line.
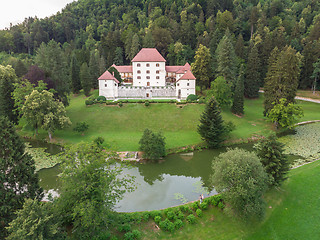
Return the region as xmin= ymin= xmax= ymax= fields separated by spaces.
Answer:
xmin=0 ymin=0 xmax=319 ymax=92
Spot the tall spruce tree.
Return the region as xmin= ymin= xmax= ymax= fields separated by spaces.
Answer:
xmin=255 ymin=135 xmax=289 ymax=186
xmin=215 ymin=29 xmax=237 ymax=85
xmin=70 ymin=53 xmax=81 ymax=94
xmin=198 ymin=97 xmax=228 ymax=148
xmin=0 ymin=65 xmax=18 ymax=124
xmin=264 ymin=46 xmax=301 ymax=115
xmin=235 ymin=33 xmax=245 ymax=59
xmin=245 ymin=43 xmax=261 ymax=98
xmin=232 ymin=64 xmax=245 ymax=115
xmin=80 ymin=63 xmax=92 ymax=96
xmin=0 ymin=117 xmax=42 ymax=239
xmin=89 ymin=50 xmax=100 ymax=89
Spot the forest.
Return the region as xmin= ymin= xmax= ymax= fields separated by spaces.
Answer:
xmin=0 ymin=0 xmax=319 ymax=99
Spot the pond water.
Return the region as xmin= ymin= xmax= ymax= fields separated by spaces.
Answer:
xmin=33 ymin=140 xmax=254 ymax=212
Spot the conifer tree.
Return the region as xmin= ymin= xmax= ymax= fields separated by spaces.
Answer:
xmin=191 ymin=44 xmax=212 ymax=91
xmin=70 ymin=53 xmax=81 ymax=94
xmin=245 ymin=43 xmax=261 ymax=98
xmin=113 ymin=47 xmax=124 ymax=65
xmin=235 ymin=33 xmax=245 ymax=59
xmin=89 ymin=50 xmax=100 ymax=89
xmin=80 ymin=63 xmax=92 ymax=96
xmin=129 ymin=34 xmax=141 ymax=60
xmin=0 ymin=117 xmax=42 ymax=239
xmin=0 ymin=65 xmax=18 ymax=124
xmin=198 ymin=97 xmax=228 ymax=148
xmin=232 ymin=64 xmax=245 ymax=115
xmin=264 ymin=46 xmax=301 ymax=115
xmin=215 ymin=29 xmax=237 ymax=85
xmin=255 ymin=135 xmax=289 ymax=186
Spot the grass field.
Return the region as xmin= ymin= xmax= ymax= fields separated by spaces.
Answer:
xmin=19 ymin=91 xmax=320 ymax=151
xmin=135 ymin=160 xmax=320 ymax=239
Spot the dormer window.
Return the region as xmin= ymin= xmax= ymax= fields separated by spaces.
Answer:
xmin=146 ymin=63 xmax=150 ymax=67
xmin=146 ymin=70 xmax=150 ymax=74
xmin=137 ymin=63 xmax=141 ymax=67
xmin=156 ymin=63 xmax=159 ymax=67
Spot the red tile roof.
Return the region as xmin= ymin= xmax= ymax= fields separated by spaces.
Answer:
xmin=98 ymin=70 xmax=120 ymax=83
xmin=132 ymin=48 xmax=166 ymax=62
xmin=166 ymin=62 xmax=191 ymax=73
xmin=178 ymin=70 xmax=196 ymax=81
xmin=165 ymin=66 xmax=182 ymax=72
xmin=112 ymin=64 xmax=132 ymax=73
xmin=184 ymin=62 xmax=191 ymax=71
xmin=176 ymin=68 xmax=185 ymax=74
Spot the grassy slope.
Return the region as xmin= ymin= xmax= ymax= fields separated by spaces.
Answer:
xmin=138 ymin=160 xmax=320 ymax=240
xmin=50 ymin=93 xmax=271 ymax=151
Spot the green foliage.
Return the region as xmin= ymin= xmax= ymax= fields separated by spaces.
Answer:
xmin=159 ymin=218 xmax=175 ymax=232
xmin=218 ymin=201 xmax=225 ymax=209
xmin=93 ymin=136 xmax=105 ymax=147
xmin=85 ymin=99 xmax=94 ymax=105
xmin=139 ymin=128 xmax=166 ymax=160
xmin=198 ymin=97 xmax=231 ymax=148
xmin=210 ymin=195 xmax=223 ymax=207
xmin=80 ymin=63 xmax=92 ymax=97
xmin=118 ymin=223 xmax=131 ymax=232
xmin=245 ymin=44 xmax=261 ymax=98
xmin=154 ymin=216 xmax=162 ymax=224
xmin=22 ymin=89 xmax=71 ymax=140
xmin=208 ymin=76 xmax=233 ymax=107
xmin=255 ymin=135 xmax=289 ymax=186
xmin=166 ymin=211 xmax=176 ymax=220
xmin=191 ymin=44 xmax=212 ymax=90
xmin=70 ymin=53 xmax=81 ymax=94
xmin=232 ymin=64 xmax=245 ymax=115
xmin=6 ymin=199 xmax=65 ymax=240
xmin=55 ymin=142 xmax=134 ymax=239
xmin=174 ymin=219 xmax=184 ymax=229
xmin=196 ymin=209 xmax=203 ymax=217
xmin=118 ymin=101 xmax=123 ymax=107
xmin=192 ymin=201 xmax=199 ymax=210
xmin=200 ymin=202 xmax=208 ymax=210
xmin=73 ymin=121 xmax=89 ymax=134
xmin=186 ymin=214 xmax=196 ymax=224
xmin=0 ymin=117 xmax=42 ymax=239
xmin=212 ymin=148 xmax=268 ymax=220
xmin=124 ymin=230 xmax=141 ymax=240
xmin=97 ymin=95 xmax=106 ymax=102
xmin=144 ymin=100 xmax=150 ymax=107
xmin=267 ymin=98 xmax=303 ymax=129
xmin=0 ymin=65 xmax=18 ymax=123
xmin=264 ymin=46 xmax=301 ymax=115
xmin=186 ymin=94 xmax=198 ymax=101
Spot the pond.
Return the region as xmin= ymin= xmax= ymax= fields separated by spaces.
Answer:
xmin=32 ymin=139 xmax=254 ymax=212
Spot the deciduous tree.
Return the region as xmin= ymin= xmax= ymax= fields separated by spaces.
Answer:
xmin=212 ymin=148 xmax=268 ymax=220
xmin=139 ymin=129 xmax=166 ymax=160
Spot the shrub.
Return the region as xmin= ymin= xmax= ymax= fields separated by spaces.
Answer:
xmin=218 ymin=201 xmax=225 ymax=209
xmin=187 ymin=94 xmax=198 ymax=101
xmin=167 ymin=221 xmax=175 ymax=232
xmin=176 ymin=211 xmax=185 ymax=220
xmin=154 ymin=216 xmax=161 ymax=224
xmin=149 ymin=210 xmax=161 ymax=218
xmin=196 ymin=209 xmax=203 ymax=217
xmin=159 ymin=218 xmax=170 ymax=231
xmin=192 ymin=201 xmax=199 ymax=210
xmin=210 ymin=195 xmax=223 ymax=206
xmin=85 ymin=99 xmax=94 ymax=105
xmin=124 ymin=230 xmax=141 ymax=240
xmin=142 ymin=212 xmax=149 ymax=222
xmin=97 ymin=96 xmax=106 ymax=102
xmin=200 ymin=202 xmax=208 ymax=210
xmin=118 ymin=101 xmax=123 ymax=107
xmin=166 ymin=211 xmax=176 ymax=220
xmin=144 ymin=101 xmax=150 ymax=107
xmin=93 ymin=136 xmax=105 ymax=147
xmin=174 ymin=219 xmax=184 ymax=230
xmin=117 ymin=223 xmax=131 ymax=232
xmin=186 ymin=214 xmax=196 ymax=224
xmin=73 ymin=121 xmax=89 ymax=135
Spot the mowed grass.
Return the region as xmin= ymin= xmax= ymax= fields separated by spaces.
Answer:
xmin=48 ymin=92 xmax=272 ymax=151
xmin=137 ymin=160 xmax=320 ymax=240
xmin=21 ymin=91 xmax=320 ymax=151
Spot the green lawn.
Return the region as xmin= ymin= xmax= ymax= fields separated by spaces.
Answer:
xmin=19 ymin=92 xmax=320 ymax=151
xmin=136 ymin=160 xmax=320 ymax=239
xmin=52 ymin=92 xmax=271 ymax=151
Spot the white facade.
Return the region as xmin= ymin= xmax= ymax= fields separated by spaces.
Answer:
xmin=99 ymin=79 xmax=118 ymax=98
xmin=132 ymin=61 xmax=166 ymax=87
xmin=176 ymin=79 xmax=196 ymax=99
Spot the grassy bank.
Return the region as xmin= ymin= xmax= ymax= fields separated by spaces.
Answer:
xmin=19 ymin=92 xmax=320 ymax=151
xmin=133 ymin=160 xmax=320 ymax=239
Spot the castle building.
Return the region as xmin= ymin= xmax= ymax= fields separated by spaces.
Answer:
xmin=98 ymin=48 xmax=196 ymax=100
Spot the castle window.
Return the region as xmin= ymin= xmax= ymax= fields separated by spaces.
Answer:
xmin=137 ymin=76 xmax=141 ymax=79
xmin=146 ymin=76 xmax=150 ymax=79
xmin=146 ymin=70 xmax=150 ymax=74
xmin=137 ymin=70 xmax=141 ymax=74
xmin=146 ymin=63 xmax=150 ymax=67
xmin=156 ymin=70 xmax=159 ymax=74
xmin=177 ymin=83 xmax=179 ymax=86
xmin=115 ymin=84 xmax=117 ymax=86
xmin=156 ymin=63 xmax=159 ymax=67
xmin=105 ymin=84 xmax=107 ymax=87
xmin=187 ymin=83 xmax=189 ymax=86
xmin=156 ymin=76 xmax=159 ymax=79
xmin=137 ymin=63 xmax=141 ymax=67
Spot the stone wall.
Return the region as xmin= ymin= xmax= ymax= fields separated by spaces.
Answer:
xmin=117 ymin=86 xmax=176 ymax=98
